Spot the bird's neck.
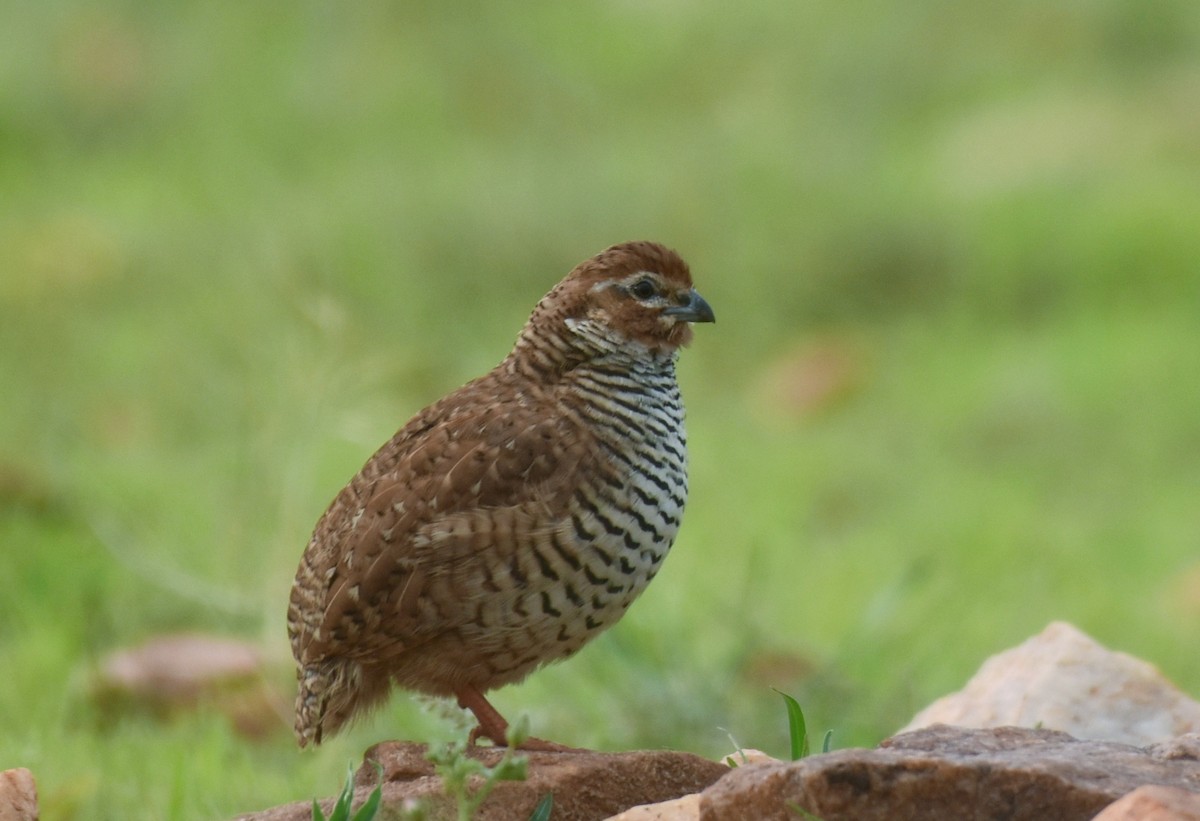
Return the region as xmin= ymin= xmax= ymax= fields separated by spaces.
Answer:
xmin=506 ymin=319 xmax=679 ymax=384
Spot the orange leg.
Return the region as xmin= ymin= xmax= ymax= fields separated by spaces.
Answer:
xmin=454 ymin=684 xmax=578 ymax=752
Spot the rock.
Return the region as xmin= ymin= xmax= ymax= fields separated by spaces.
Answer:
xmin=95 ymin=633 xmax=283 ymax=740
xmin=0 ymin=769 xmax=37 ymax=821
xmin=599 ymin=750 xmax=781 ymax=821
xmin=719 ymin=748 xmax=779 ymax=768
xmin=903 ymin=621 xmax=1200 ymax=745
xmin=698 ymin=725 xmax=1200 ymax=821
xmin=605 ymin=793 xmax=700 ymax=820
xmin=233 ymin=742 xmax=729 ymax=821
xmin=98 ymin=633 xmax=262 ymax=701
xmin=1093 ymin=785 xmax=1200 ymax=821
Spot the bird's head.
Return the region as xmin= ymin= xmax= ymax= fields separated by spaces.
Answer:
xmin=521 ymin=241 xmax=715 ymax=362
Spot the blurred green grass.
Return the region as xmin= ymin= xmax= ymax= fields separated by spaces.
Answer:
xmin=2 ymin=0 xmax=1200 ymax=818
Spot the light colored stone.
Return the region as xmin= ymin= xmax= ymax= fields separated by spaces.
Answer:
xmin=721 ymin=748 xmax=779 ymax=768
xmin=699 ymin=725 xmax=1200 ymax=821
xmin=0 ymin=769 xmax=37 ymax=821
xmin=98 ymin=633 xmax=262 ymax=700
xmin=903 ymin=621 xmax=1200 ymax=745
xmin=602 ymin=749 xmax=778 ymax=820
xmin=605 ymin=793 xmax=700 ymax=820
xmin=1092 ymin=785 xmax=1200 ymax=821
xmin=94 ymin=632 xmax=282 ymax=739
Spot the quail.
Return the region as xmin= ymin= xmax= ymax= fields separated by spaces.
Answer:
xmin=287 ymin=241 xmax=714 ymax=749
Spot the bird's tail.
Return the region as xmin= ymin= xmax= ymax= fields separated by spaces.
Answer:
xmin=294 ymin=658 xmax=390 ymax=747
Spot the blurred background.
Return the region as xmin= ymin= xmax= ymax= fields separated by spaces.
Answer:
xmin=2 ymin=0 xmax=1199 ymax=817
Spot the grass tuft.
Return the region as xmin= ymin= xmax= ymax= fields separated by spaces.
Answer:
xmin=312 ymin=762 xmax=382 ymax=821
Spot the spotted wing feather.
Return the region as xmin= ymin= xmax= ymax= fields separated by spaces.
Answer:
xmin=289 ymin=376 xmax=590 ymax=668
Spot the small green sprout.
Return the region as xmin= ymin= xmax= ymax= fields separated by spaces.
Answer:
xmin=426 ymin=715 xmax=532 ymax=821
xmin=312 ymin=762 xmax=383 ymax=821
xmin=773 ymin=689 xmax=833 ymax=760
xmin=527 ymin=792 xmax=554 ymax=821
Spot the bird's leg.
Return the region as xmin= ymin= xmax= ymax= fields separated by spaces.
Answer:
xmin=455 ymin=684 xmax=511 ymax=746
xmin=454 ymin=684 xmax=579 ymax=752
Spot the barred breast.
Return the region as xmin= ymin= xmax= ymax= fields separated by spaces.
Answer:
xmin=403 ymin=353 xmax=688 ymax=691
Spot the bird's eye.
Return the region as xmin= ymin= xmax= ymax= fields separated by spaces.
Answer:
xmin=629 ymin=278 xmax=657 ymax=300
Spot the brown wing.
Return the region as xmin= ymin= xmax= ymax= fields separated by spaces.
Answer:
xmin=289 ymin=376 xmax=590 ymax=665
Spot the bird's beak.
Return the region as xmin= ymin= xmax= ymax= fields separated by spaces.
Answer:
xmin=662 ymin=289 xmax=716 ymax=324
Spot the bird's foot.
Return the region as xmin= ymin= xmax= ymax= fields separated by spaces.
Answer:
xmin=467 ymin=723 xmax=580 ymax=752
xmin=511 ymin=735 xmax=583 ymax=753
xmin=457 ymin=684 xmax=582 ymax=752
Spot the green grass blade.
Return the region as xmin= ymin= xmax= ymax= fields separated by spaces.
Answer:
xmin=351 ymin=784 xmax=382 ymax=821
xmin=528 ymin=792 xmax=554 ymax=821
xmin=351 ymin=761 xmax=384 ymax=821
xmin=318 ymin=764 xmax=357 ymax=821
xmin=787 ymin=801 xmax=826 ymax=820
xmin=774 ymin=689 xmax=809 ymax=760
